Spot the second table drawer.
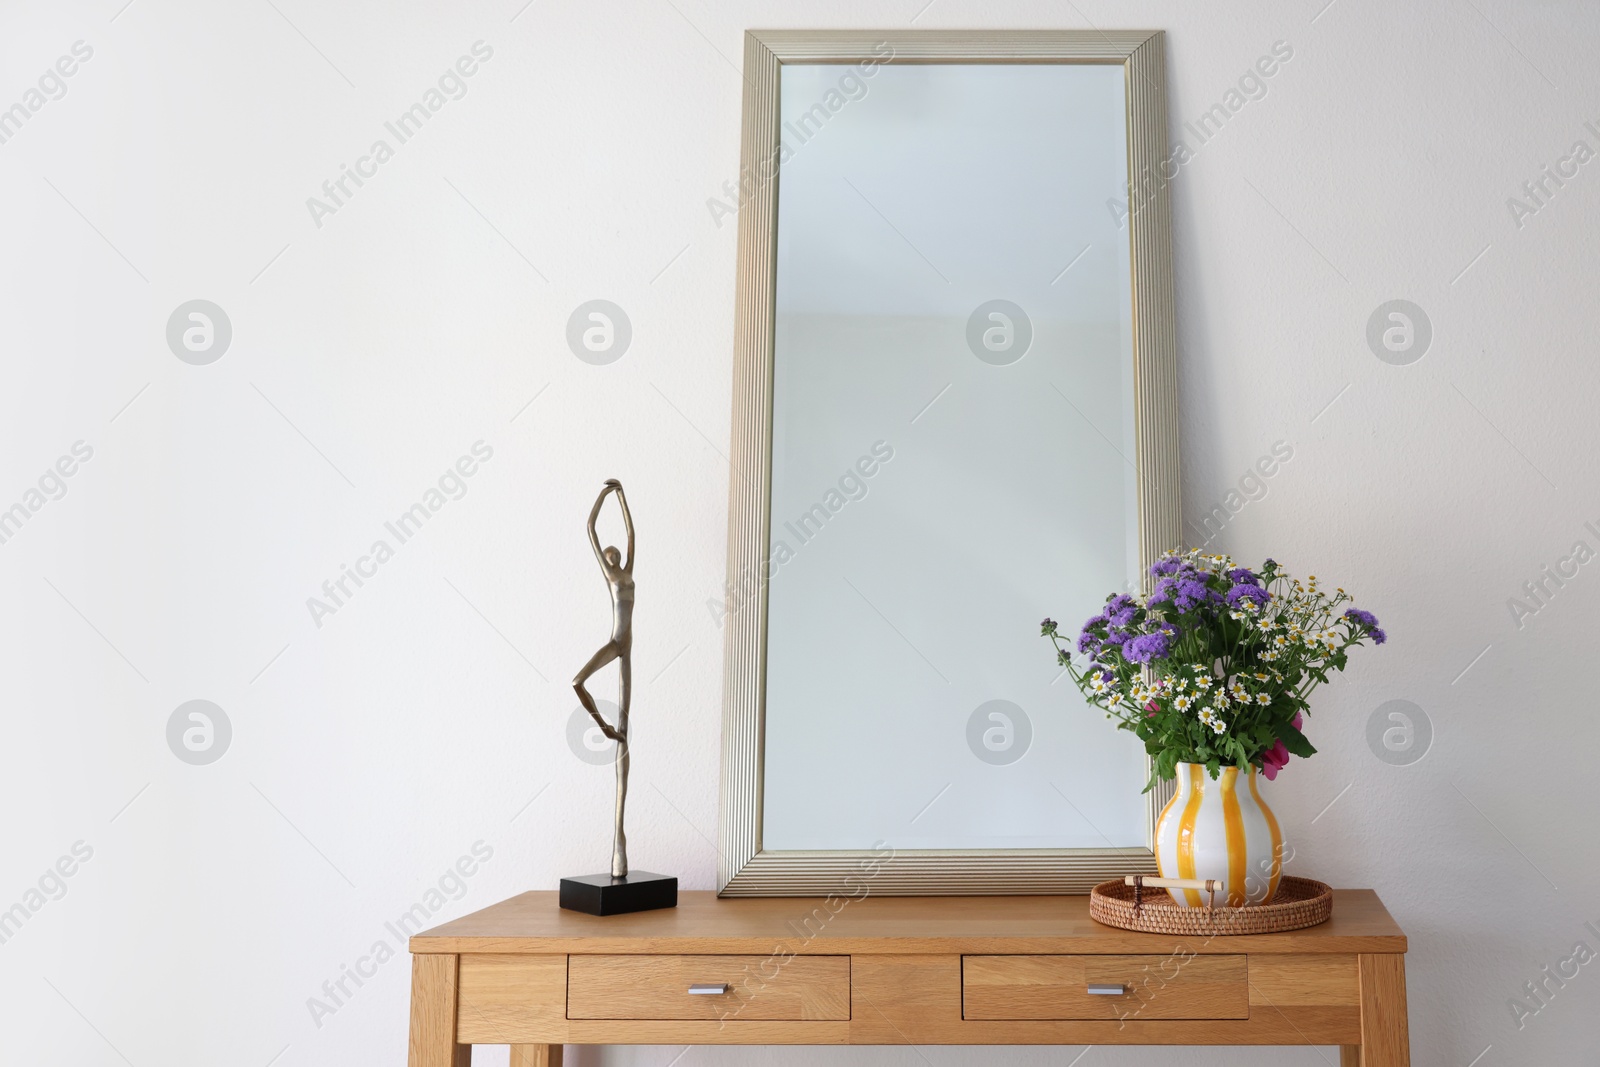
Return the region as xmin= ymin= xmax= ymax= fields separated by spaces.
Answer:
xmin=963 ymin=954 xmax=1248 ymax=1020
xmin=567 ymin=954 xmax=850 ymax=1020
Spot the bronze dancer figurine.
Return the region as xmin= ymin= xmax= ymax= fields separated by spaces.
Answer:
xmin=573 ymin=479 xmax=635 ymax=878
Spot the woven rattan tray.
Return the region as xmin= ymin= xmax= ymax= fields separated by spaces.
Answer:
xmin=1089 ymin=875 xmax=1333 ymax=935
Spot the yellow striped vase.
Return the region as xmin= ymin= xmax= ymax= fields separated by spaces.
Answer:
xmin=1154 ymin=763 xmax=1285 ymax=908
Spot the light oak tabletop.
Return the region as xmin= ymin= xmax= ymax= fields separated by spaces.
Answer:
xmin=412 ymin=889 xmax=1406 ymax=956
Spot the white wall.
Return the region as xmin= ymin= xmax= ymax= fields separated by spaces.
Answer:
xmin=1 ymin=1 xmax=1596 ymax=1066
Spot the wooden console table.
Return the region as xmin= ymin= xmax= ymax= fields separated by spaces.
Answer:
xmin=409 ymin=890 xmax=1408 ymax=1066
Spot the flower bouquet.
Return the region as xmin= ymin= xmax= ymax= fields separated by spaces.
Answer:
xmin=1041 ymin=549 xmax=1386 ymax=905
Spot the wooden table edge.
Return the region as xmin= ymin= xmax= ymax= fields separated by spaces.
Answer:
xmin=409 ymin=888 xmax=1405 ymax=956
xmin=411 ymin=934 xmax=1406 ymax=953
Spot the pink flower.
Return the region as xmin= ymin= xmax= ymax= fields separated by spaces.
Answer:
xmin=1145 ymin=701 xmax=1159 ymax=717
xmin=1261 ymin=713 xmax=1305 ymax=781
xmin=1261 ymin=741 xmax=1290 ymax=780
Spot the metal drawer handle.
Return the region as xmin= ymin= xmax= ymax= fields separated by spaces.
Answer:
xmin=688 ymin=983 xmax=731 ymax=995
xmin=1087 ymin=984 xmax=1127 ymax=996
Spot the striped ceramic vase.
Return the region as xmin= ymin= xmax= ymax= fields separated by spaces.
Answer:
xmin=1154 ymin=763 xmax=1285 ymax=908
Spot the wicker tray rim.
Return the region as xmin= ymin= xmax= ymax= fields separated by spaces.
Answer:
xmin=1088 ymin=875 xmax=1333 ymax=935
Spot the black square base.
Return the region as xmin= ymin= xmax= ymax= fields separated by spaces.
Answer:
xmin=559 ymin=871 xmax=678 ymax=916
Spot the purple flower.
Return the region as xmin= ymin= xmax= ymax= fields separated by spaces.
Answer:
xmin=1226 ymin=584 xmax=1272 ymax=608
xmin=1170 ymin=579 xmax=1216 ymax=611
xmin=1124 ymin=632 xmax=1171 ymax=663
xmin=1343 ymin=608 xmax=1380 ymax=629
xmin=1102 ymin=594 xmax=1137 ymax=627
xmin=1150 ymin=576 xmax=1188 ymax=606
xmin=1227 ymin=567 xmax=1260 ymax=586
xmin=1150 ymin=558 xmax=1184 ymax=577
xmin=1076 ymin=631 xmax=1101 ymax=655
xmin=1370 ymin=628 xmax=1387 ymax=645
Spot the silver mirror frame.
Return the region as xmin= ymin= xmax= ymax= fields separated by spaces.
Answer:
xmin=717 ymin=29 xmax=1181 ymax=896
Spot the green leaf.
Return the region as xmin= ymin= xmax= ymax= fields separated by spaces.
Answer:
xmin=1275 ymin=718 xmax=1318 ymax=758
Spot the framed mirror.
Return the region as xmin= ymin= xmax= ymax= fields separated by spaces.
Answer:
xmin=718 ymin=30 xmax=1180 ymax=895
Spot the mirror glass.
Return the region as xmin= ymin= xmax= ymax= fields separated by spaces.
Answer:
xmin=761 ymin=62 xmax=1149 ymax=851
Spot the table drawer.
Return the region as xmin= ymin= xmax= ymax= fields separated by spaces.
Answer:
xmin=963 ymin=954 xmax=1248 ymax=1020
xmin=567 ymin=954 xmax=850 ymax=1021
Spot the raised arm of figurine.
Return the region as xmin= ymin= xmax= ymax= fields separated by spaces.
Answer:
xmin=613 ymin=483 xmax=635 ymax=573
xmin=588 ymin=481 xmax=618 ymax=572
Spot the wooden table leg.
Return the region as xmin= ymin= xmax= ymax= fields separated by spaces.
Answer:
xmin=408 ymin=953 xmax=472 ymax=1067
xmin=510 ymin=1046 xmax=563 ymax=1067
xmin=1355 ymin=953 xmax=1410 ymax=1067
